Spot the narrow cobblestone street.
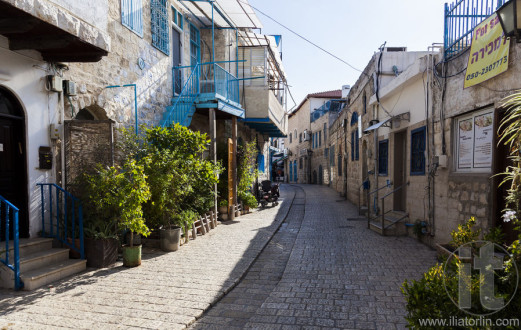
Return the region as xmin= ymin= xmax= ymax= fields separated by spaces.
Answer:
xmin=193 ymin=185 xmax=437 ymax=329
xmin=0 ymin=185 xmax=436 ymax=329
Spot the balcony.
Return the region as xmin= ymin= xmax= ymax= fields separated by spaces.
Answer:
xmin=162 ymin=62 xmax=244 ymax=127
xmin=238 ymin=33 xmax=288 ymax=137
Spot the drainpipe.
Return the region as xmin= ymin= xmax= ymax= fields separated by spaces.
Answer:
xmin=105 ymin=84 xmax=138 ymax=135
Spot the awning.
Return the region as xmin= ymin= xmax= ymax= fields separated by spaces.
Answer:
xmin=363 ymin=118 xmax=391 ymax=133
xmin=180 ymin=0 xmax=262 ymax=29
xmin=240 ymin=117 xmax=286 ymax=137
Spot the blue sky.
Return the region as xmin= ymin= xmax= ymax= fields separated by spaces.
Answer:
xmin=248 ymin=0 xmax=451 ymax=109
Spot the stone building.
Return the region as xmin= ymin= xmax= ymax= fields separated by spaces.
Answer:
xmin=285 ymin=90 xmax=341 ymax=184
xmin=0 ymin=0 xmax=287 ymax=290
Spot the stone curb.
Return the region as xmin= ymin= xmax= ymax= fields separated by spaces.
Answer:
xmin=184 ymin=185 xmax=298 ymax=328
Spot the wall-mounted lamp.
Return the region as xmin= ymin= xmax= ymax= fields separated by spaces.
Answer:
xmin=497 ymin=0 xmax=521 ymax=41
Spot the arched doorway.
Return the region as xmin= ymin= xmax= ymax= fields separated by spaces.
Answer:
xmin=318 ymin=165 xmax=323 ymax=185
xmin=0 ymin=86 xmax=28 ymax=239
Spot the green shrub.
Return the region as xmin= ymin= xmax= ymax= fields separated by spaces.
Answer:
xmin=450 ymin=216 xmax=480 ymax=248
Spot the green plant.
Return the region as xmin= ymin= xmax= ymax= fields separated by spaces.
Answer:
xmin=450 ymin=216 xmax=481 ymax=248
xmin=237 ymin=140 xmax=258 ymax=196
xmin=239 ymin=191 xmax=257 ymax=209
xmin=84 ymin=218 xmax=118 ymax=240
xmin=484 ymin=226 xmax=505 ymax=245
xmin=83 ymin=159 xmax=151 ymax=247
xmin=412 ymin=220 xmax=426 ymax=240
xmin=218 ymin=200 xmax=228 ymax=208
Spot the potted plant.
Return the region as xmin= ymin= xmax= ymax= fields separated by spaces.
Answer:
xmin=84 ymin=218 xmax=119 ymax=268
xmin=218 ymin=200 xmax=228 ymax=220
xmin=84 ymin=159 xmax=151 ymax=267
xmin=239 ymin=191 xmax=257 ymax=213
xmin=159 ymin=214 xmax=183 ymax=252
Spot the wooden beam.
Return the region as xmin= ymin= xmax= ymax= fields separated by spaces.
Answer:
xmin=9 ymin=35 xmax=74 ymax=50
xmin=0 ymin=18 xmax=39 ymax=34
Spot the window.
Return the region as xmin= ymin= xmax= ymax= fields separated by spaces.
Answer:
xmin=351 ymin=112 xmax=358 ymax=126
xmin=294 ymin=129 xmax=297 ymax=141
xmin=190 ymin=24 xmax=200 ymax=66
xmin=324 ymin=147 xmax=329 ymax=159
xmin=323 ymin=123 xmax=327 ymax=143
xmin=299 ymin=133 xmax=302 ymax=143
xmin=319 ymin=131 xmax=322 ymax=147
xmin=378 ymin=140 xmax=389 ymax=175
xmin=456 ymin=108 xmax=494 ymax=172
xmin=331 ymin=146 xmax=336 ymax=166
xmin=338 ymin=153 xmax=342 ymax=176
xmin=363 ymin=93 xmax=367 ymax=114
xmin=351 ymin=132 xmax=355 ymax=161
xmin=355 ymin=130 xmax=359 ymax=161
xmin=121 ymin=0 xmax=143 ymax=37
xmin=312 ymin=133 xmax=315 ymax=149
xmin=299 ymin=157 xmax=303 ymax=169
xmin=172 ymin=6 xmax=183 ymax=30
xmin=289 ymin=132 xmax=292 ymax=144
xmin=151 ymin=0 xmax=169 ymax=55
xmin=411 ymin=126 xmax=426 ymax=175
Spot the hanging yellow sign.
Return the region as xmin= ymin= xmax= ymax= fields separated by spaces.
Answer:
xmin=464 ymin=13 xmax=510 ymax=88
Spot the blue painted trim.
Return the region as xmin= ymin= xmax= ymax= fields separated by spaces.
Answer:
xmin=106 ymin=84 xmax=138 ymax=135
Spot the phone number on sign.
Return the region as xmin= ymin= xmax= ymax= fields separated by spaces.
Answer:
xmin=466 ymin=56 xmax=508 ymax=81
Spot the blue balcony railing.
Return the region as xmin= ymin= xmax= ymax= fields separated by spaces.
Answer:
xmin=0 ymin=195 xmax=23 ymax=290
xmin=163 ymin=61 xmax=241 ymax=127
xmin=444 ymin=0 xmax=505 ymax=59
xmin=37 ymin=184 xmax=84 ymax=259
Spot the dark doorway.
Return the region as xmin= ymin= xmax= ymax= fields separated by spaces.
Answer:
xmin=393 ymin=130 xmax=407 ymax=211
xmin=312 ymin=170 xmax=317 ymax=184
xmin=318 ymin=165 xmax=323 ymax=185
xmin=172 ymin=28 xmax=182 ymax=95
xmin=0 ymin=86 xmax=28 ymax=239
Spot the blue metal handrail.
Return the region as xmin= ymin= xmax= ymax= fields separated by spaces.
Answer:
xmin=0 ymin=195 xmax=23 ymax=290
xmin=444 ymin=0 xmax=505 ymax=59
xmin=37 ymin=184 xmax=84 ymax=259
xmin=162 ymin=63 xmax=200 ymax=127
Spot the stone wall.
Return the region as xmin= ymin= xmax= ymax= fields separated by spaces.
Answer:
xmin=64 ymin=0 xmax=177 ymax=128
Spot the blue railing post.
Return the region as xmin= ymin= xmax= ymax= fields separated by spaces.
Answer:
xmin=0 ymin=196 xmax=23 ymax=290
xmin=37 ymin=184 xmax=84 ymax=260
xmin=13 ymin=209 xmax=21 ymax=290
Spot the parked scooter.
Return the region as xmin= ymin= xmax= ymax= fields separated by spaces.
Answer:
xmin=258 ymin=180 xmax=279 ymax=207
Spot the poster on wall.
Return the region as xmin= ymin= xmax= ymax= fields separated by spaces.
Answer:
xmin=473 ymin=112 xmax=494 ymax=168
xmin=458 ymin=118 xmax=473 ymax=169
xmin=457 ymin=108 xmax=494 ymax=171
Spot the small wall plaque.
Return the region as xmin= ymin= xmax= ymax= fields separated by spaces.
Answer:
xmin=138 ymin=58 xmax=145 ymax=70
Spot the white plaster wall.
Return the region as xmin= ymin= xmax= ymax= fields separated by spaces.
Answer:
xmin=0 ymin=38 xmax=61 ymax=238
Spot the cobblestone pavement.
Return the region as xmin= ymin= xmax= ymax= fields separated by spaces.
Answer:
xmin=193 ymin=185 xmax=437 ymax=330
xmin=0 ymin=185 xmax=297 ymax=330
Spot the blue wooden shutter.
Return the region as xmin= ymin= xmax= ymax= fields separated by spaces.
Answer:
xmin=378 ymin=140 xmax=388 ymax=175
xmin=411 ymin=127 xmax=426 ymax=175
xmin=122 ymin=0 xmax=143 ymax=37
xmin=257 ymin=153 xmax=265 ymax=173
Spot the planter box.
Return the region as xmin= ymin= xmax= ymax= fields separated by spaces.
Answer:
xmin=85 ymin=238 xmax=118 ymax=268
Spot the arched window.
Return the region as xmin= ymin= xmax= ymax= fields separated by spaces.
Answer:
xmin=351 ymin=111 xmax=358 ymax=126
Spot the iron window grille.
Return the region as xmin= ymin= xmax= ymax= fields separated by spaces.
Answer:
xmin=411 ymin=126 xmax=426 ymax=175
xmin=151 ymin=0 xmax=169 ymax=55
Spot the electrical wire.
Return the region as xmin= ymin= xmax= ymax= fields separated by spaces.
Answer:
xmin=240 ymin=0 xmax=366 ymax=75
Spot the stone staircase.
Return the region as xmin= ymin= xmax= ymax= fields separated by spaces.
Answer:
xmin=369 ymin=210 xmax=409 ymax=236
xmin=0 ymin=237 xmax=86 ymax=290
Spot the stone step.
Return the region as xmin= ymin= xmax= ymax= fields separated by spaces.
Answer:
xmin=20 ymin=248 xmax=70 ymax=273
xmin=369 ymin=210 xmax=409 ymax=236
xmin=21 ymin=259 xmax=86 ymax=291
xmin=0 ymin=237 xmax=53 ymax=259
